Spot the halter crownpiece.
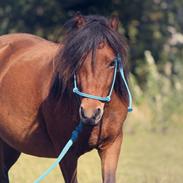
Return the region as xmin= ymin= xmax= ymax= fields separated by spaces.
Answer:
xmin=73 ymin=55 xmax=133 ymax=112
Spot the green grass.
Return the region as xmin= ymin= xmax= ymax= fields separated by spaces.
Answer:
xmin=9 ymin=124 xmax=183 ymax=183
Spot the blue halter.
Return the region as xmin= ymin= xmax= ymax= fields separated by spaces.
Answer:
xmin=73 ymin=55 xmax=133 ymax=112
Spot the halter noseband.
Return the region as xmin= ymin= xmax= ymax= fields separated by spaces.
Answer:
xmin=73 ymin=55 xmax=133 ymax=112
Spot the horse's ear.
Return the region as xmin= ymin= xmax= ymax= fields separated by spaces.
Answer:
xmin=109 ymin=15 xmax=119 ymax=31
xmin=74 ymin=12 xmax=86 ymax=28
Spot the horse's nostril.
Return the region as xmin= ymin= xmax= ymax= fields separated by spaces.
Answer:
xmin=80 ymin=106 xmax=103 ymax=122
xmin=80 ymin=106 xmax=87 ymax=119
xmin=95 ymin=108 xmax=101 ymax=117
xmin=92 ymin=108 xmax=102 ymax=120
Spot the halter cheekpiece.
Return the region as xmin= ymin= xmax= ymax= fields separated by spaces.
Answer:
xmin=73 ymin=54 xmax=133 ymax=112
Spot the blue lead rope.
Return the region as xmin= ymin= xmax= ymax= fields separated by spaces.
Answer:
xmin=34 ymin=122 xmax=83 ymax=183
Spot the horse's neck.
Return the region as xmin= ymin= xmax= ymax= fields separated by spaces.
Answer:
xmin=43 ymin=85 xmax=80 ymax=121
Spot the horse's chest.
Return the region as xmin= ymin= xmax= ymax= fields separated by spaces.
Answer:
xmin=78 ymin=119 xmax=121 ymax=154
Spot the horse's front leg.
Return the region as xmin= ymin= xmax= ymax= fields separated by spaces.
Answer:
xmin=59 ymin=151 xmax=78 ymax=183
xmin=98 ymin=134 xmax=122 ymax=183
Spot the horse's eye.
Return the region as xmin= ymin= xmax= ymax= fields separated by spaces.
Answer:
xmin=109 ymin=61 xmax=115 ymax=68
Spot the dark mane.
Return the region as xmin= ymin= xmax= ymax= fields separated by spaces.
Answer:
xmin=51 ymin=15 xmax=128 ymax=102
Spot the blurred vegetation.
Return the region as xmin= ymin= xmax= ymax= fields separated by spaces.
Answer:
xmin=0 ymin=0 xmax=183 ymax=132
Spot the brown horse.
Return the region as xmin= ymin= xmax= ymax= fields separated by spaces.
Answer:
xmin=0 ymin=14 xmax=129 ymax=183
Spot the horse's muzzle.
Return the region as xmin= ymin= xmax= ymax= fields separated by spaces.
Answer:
xmin=79 ymin=105 xmax=104 ymax=125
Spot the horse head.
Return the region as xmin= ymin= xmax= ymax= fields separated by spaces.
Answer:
xmin=53 ymin=14 xmax=130 ymax=125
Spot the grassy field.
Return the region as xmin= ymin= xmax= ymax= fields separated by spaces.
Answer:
xmin=9 ymin=120 xmax=183 ymax=183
